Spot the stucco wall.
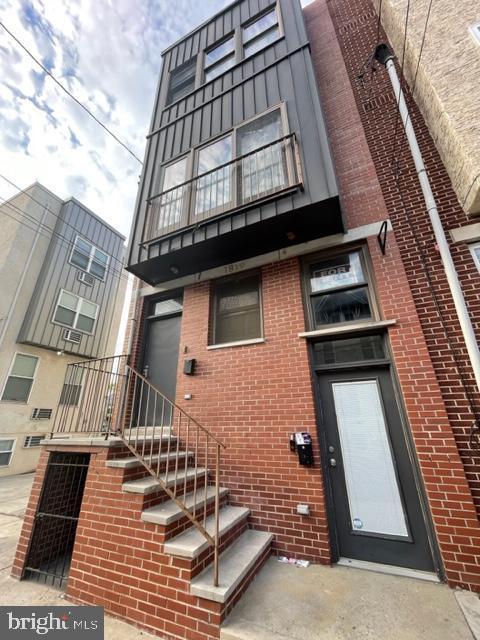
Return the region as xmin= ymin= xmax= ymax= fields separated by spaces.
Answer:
xmin=371 ymin=0 xmax=480 ymax=215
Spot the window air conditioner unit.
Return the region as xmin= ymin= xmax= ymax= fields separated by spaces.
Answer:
xmin=63 ymin=329 xmax=82 ymax=344
xmin=78 ymin=271 xmax=94 ymax=286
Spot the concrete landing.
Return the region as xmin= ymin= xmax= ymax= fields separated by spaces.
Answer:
xmin=221 ymin=557 xmax=474 ymax=640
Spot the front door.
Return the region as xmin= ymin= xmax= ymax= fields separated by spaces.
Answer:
xmin=140 ymin=296 xmax=182 ymax=426
xmin=317 ymin=367 xmax=434 ymax=572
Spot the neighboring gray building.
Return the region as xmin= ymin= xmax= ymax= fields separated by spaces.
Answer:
xmin=0 ymin=183 xmax=126 ymax=476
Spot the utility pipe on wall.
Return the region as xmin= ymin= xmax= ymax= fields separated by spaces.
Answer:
xmin=374 ymin=43 xmax=480 ymax=396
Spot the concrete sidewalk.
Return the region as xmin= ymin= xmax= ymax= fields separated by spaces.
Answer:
xmin=0 ymin=473 xmax=156 ymax=640
xmin=221 ymin=557 xmax=476 ymax=640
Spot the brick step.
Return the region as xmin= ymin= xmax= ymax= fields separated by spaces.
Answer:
xmin=164 ymin=506 xmax=250 ymax=559
xmin=141 ymin=486 xmax=230 ymax=526
xmin=107 ymin=450 xmax=193 ymax=470
xmin=122 ymin=467 xmax=207 ymax=495
xmin=191 ymin=529 xmax=273 ymax=604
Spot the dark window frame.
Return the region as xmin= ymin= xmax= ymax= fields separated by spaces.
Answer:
xmin=166 ymin=56 xmax=197 ymax=106
xmin=302 ymin=246 xmax=379 ymax=331
xmin=210 ymin=271 xmax=264 ymax=346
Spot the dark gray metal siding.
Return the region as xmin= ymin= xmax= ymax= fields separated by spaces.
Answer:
xmin=127 ymin=0 xmax=340 ymax=270
xmin=18 ymin=200 xmax=125 ymax=358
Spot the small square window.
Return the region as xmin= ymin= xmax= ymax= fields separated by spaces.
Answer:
xmin=70 ymin=236 xmax=109 ymax=280
xmin=53 ymin=290 xmax=99 ymax=334
xmin=167 ymin=58 xmax=196 ymax=105
xmin=211 ymin=273 xmax=262 ymax=345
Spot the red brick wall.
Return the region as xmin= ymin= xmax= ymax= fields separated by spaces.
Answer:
xmin=175 ymin=259 xmax=331 ymax=563
xmin=316 ymin=0 xmax=480 ymax=515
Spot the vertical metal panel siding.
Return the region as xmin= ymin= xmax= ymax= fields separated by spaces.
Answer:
xmin=19 ymin=201 xmax=124 ymax=358
xmin=127 ymin=0 xmax=339 ymax=268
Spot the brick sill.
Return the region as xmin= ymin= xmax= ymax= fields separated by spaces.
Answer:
xmin=298 ymin=319 xmax=397 ymax=339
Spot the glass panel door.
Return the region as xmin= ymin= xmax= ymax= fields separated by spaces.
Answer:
xmin=332 ymin=380 xmax=408 ymax=537
xmin=157 ymin=157 xmax=188 ymax=231
xmin=194 ymin=136 xmax=233 ymax=218
xmin=236 ymin=109 xmax=287 ymax=203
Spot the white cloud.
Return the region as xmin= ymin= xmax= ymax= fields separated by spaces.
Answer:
xmin=0 ymin=0 xmax=227 ymax=237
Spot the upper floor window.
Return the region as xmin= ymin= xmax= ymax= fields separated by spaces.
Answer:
xmin=211 ymin=273 xmax=263 ymax=345
xmin=53 ymin=290 xmax=99 ymax=334
xmin=1 ymin=353 xmax=39 ymax=403
xmin=305 ymin=250 xmax=373 ymax=328
xmin=70 ymin=236 xmax=109 ymax=280
xmin=167 ymin=57 xmax=196 ymax=105
xmin=470 ymin=242 xmax=480 ymax=273
xmin=243 ymin=7 xmax=280 ymax=58
xmin=205 ymin=36 xmax=235 ymax=82
xmin=149 ymin=104 xmax=299 ymax=239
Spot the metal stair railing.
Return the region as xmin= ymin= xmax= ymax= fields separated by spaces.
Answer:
xmin=51 ymin=354 xmax=226 ymax=586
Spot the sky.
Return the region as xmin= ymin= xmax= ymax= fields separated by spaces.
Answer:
xmin=0 ymin=0 xmax=313 ymax=240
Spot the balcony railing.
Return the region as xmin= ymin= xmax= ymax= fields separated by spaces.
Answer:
xmin=144 ymin=132 xmax=303 ymax=243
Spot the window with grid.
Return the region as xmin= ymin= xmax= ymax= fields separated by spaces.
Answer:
xmin=211 ymin=273 xmax=262 ymax=345
xmin=1 ymin=354 xmax=39 ymax=403
xmin=53 ymin=290 xmax=99 ymax=334
xmin=166 ymin=57 xmax=197 ymax=105
xmin=306 ymin=251 xmax=373 ymax=328
xmin=242 ymin=7 xmax=280 ymax=58
xmin=204 ymin=36 xmax=235 ymax=82
xmin=0 ymin=440 xmax=15 ymax=466
xmin=70 ymin=236 xmax=109 ymax=280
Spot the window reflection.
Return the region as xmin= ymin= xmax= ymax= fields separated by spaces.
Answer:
xmin=195 ymin=136 xmax=233 ymax=216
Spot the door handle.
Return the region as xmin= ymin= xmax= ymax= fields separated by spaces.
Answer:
xmin=329 ymin=458 xmax=337 ymax=467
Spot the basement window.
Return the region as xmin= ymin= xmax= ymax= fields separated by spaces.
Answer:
xmin=211 ymin=273 xmax=263 ymax=345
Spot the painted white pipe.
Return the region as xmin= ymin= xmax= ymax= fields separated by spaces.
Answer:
xmin=375 ymin=45 xmax=480 ymax=395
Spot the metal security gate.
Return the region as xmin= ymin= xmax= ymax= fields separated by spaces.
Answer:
xmin=23 ymin=452 xmax=90 ymax=588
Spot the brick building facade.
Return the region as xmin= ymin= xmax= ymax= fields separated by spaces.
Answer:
xmin=13 ymin=1 xmax=480 ymax=638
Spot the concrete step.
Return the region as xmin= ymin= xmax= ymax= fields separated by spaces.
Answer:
xmin=122 ymin=467 xmax=207 ymax=495
xmin=191 ymin=529 xmax=273 ymax=604
xmin=164 ymin=506 xmax=250 ymax=559
xmin=107 ymin=450 xmax=192 ymax=470
xmin=141 ymin=486 xmax=230 ymax=526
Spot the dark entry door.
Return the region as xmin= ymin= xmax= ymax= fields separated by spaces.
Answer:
xmin=317 ymin=368 xmax=434 ymax=572
xmin=140 ymin=307 xmax=181 ymax=425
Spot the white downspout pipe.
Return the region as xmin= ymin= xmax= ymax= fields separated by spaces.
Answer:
xmin=374 ymin=44 xmax=480 ymax=395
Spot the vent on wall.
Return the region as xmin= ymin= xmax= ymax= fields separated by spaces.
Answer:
xmin=63 ymin=329 xmax=82 ymax=344
xmin=77 ymin=271 xmax=94 ymax=286
xmin=24 ymin=435 xmax=46 ymax=447
xmin=31 ymin=408 xmax=52 ymax=420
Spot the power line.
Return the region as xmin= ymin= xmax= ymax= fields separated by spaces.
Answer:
xmin=0 ymin=21 xmax=143 ymax=165
xmin=0 ymin=195 xmax=132 ymax=286
xmin=0 ymin=174 xmax=128 ymax=272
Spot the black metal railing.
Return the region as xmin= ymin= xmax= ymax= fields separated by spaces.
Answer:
xmin=144 ymin=132 xmax=303 ymax=243
xmin=51 ymin=354 xmax=226 ymax=586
